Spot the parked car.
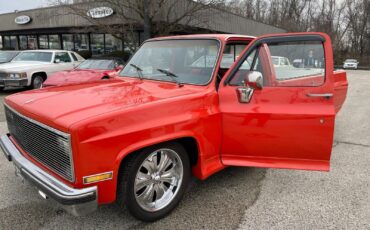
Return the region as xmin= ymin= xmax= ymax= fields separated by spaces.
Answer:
xmin=1 ymin=33 xmax=348 ymax=221
xmin=0 ymin=50 xmax=84 ymax=90
xmin=272 ymin=56 xmax=292 ymax=67
xmin=343 ymin=59 xmax=359 ymax=69
xmin=43 ymin=58 xmax=125 ymax=87
xmin=0 ymin=51 xmax=20 ymax=64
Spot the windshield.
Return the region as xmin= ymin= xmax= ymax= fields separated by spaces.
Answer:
xmin=345 ymin=59 xmax=357 ymax=63
xmin=78 ymin=59 xmax=115 ymax=70
xmin=120 ymin=39 xmax=220 ymax=85
xmin=13 ymin=52 xmax=52 ymax=62
xmin=0 ymin=51 xmax=19 ymax=62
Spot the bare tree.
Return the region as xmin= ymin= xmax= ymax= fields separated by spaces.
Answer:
xmin=224 ymin=0 xmax=370 ymax=65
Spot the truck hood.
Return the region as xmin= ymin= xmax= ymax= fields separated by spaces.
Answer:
xmin=0 ymin=61 xmax=51 ymax=72
xmin=44 ymin=69 xmax=113 ymax=86
xmin=5 ymin=79 xmax=202 ymax=131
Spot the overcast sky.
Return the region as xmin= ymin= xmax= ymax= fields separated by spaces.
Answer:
xmin=0 ymin=0 xmax=48 ymax=14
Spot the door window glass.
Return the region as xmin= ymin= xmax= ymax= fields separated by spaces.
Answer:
xmin=70 ymin=52 xmax=78 ymax=61
xmin=267 ymin=41 xmax=325 ymax=87
xmin=55 ymin=52 xmax=71 ymax=63
xmin=229 ymin=47 xmax=270 ymax=86
xmin=221 ymin=44 xmax=248 ymax=69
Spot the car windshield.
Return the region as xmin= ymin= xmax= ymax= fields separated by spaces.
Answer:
xmin=78 ymin=59 xmax=115 ymax=70
xmin=13 ymin=52 xmax=52 ymax=62
xmin=0 ymin=51 xmax=19 ymax=62
xmin=120 ymin=39 xmax=220 ymax=85
xmin=345 ymin=59 xmax=357 ymax=63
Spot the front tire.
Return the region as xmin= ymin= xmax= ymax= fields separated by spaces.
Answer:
xmin=117 ymin=142 xmax=190 ymax=222
xmin=31 ymin=75 xmax=44 ymax=89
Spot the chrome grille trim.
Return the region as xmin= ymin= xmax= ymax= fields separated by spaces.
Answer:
xmin=4 ymin=104 xmax=75 ymax=182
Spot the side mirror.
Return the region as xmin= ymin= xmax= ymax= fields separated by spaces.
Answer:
xmin=245 ymin=71 xmax=263 ymax=89
xmin=54 ymin=59 xmax=61 ymax=63
xmin=236 ymin=71 xmax=263 ymax=104
xmin=115 ymin=65 xmax=124 ymax=71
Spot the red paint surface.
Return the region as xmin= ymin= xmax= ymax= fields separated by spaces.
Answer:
xmin=43 ymin=68 xmax=119 ymax=87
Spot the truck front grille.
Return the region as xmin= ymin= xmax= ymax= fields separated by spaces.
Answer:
xmin=5 ymin=105 xmax=74 ymax=182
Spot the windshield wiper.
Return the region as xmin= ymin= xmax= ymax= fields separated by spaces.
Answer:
xmin=130 ymin=63 xmax=144 ymax=80
xmin=156 ymin=68 xmax=183 ymax=87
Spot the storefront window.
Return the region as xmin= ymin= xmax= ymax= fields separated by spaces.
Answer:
xmin=19 ymin=36 xmax=28 ymax=50
xmin=49 ymin=35 xmax=61 ymax=49
xmin=3 ymin=36 xmax=18 ymax=50
xmin=62 ymin=34 xmax=74 ymax=50
xmin=105 ymin=34 xmax=123 ymax=53
xmin=91 ymin=34 xmax=104 ymax=55
xmin=74 ymin=34 xmax=89 ymax=52
xmin=39 ymin=35 xmax=49 ymax=49
xmin=19 ymin=35 xmax=37 ymax=50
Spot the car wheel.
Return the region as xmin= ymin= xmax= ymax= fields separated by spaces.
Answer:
xmin=117 ymin=142 xmax=190 ymax=222
xmin=32 ymin=75 xmax=44 ymax=89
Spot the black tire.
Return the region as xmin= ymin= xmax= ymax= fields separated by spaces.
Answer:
xmin=117 ymin=142 xmax=190 ymax=222
xmin=0 ymin=87 xmax=4 ymax=91
xmin=31 ymin=75 xmax=44 ymax=89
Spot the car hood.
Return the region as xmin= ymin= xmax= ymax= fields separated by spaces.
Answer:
xmin=44 ymin=69 xmax=113 ymax=86
xmin=0 ymin=61 xmax=51 ymax=72
xmin=5 ymin=79 xmax=202 ymax=132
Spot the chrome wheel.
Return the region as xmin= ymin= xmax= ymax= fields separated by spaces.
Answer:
xmin=134 ymin=148 xmax=184 ymax=212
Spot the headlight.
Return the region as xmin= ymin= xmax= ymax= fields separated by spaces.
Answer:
xmin=9 ymin=72 xmax=27 ymax=79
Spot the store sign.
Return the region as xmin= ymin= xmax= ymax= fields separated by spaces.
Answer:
xmin=15 ymin=15 xmax=31 ymax=25
xmin=87 ymin=7 xmax=114 ymax=19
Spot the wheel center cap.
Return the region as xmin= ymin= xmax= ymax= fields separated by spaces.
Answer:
xmin=153 ymin=175 xmax=160 ymax=181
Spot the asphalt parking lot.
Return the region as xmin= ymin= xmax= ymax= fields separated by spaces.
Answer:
xmin=0 ymin=70 xmax=369 ymax=230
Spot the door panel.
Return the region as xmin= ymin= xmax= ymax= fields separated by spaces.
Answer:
xmin=219 ymin=33 xmax=335 ymax=171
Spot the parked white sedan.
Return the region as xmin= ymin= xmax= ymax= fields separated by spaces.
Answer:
xmin=343 ymin=59 xmax=359 ymax=69
xmin=0 ymin=50 xmax=84 ymax=89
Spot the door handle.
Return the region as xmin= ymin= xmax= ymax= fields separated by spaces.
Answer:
xmin=306 ymin=93 xmax=333 ymax=99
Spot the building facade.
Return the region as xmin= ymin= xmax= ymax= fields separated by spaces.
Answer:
xmin=0 ymin=0 xmax=286 ymax=56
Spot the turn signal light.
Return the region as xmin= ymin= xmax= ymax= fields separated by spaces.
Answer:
xmin=83 ymin=172 xmax=113 ymax=184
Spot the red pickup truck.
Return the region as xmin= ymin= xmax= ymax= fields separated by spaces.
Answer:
xmin=0 ymin=33 xmax=347 ymax=221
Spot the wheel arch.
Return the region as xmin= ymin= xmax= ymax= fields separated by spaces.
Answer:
xmin=31 ymin=72 xmax=48 ymax=81
xmin=116 ymin=136 xmax=200 ymax=180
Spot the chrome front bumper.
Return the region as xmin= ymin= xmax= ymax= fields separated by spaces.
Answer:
xmin=0 ymin=134 xmax=98 ymax=216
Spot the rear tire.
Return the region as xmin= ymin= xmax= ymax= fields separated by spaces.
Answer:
xmin=31 ymin=75 xmax=44 ymax=89
xmin=117 ymin=142 xmax=190 ymax=222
